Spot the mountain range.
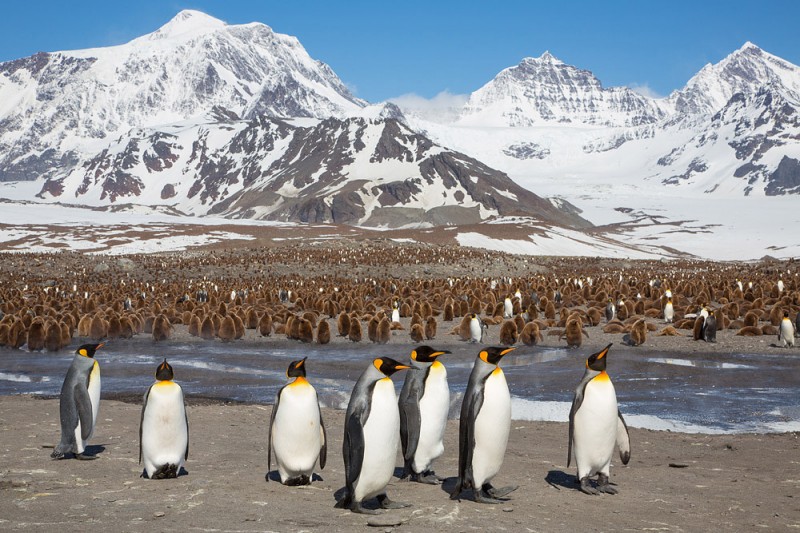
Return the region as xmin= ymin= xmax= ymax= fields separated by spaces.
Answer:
xmin=0 ymin=10 xmax=798 ymax=255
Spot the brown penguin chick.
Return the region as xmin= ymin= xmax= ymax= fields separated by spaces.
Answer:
xmin=673 ymin=318 xmax=696 ymax=330
xmin=443 ymin=303 xmax=454 ymax=322
xmin=349 ymin=319 xmax=363 ymax=342
xmin=44 ymin=320 xmax=63 ymax=351
xmin=562 ymin=318 xmax=586 ymax=348
xmin=0 ymin=323 xmax=9 ymax=346
xmin=89 ymin=314 xmax=108 ymax=340
xmin=513 ymin=314 xmax=526 ymax=335
xmin=218 ymin=315 xmax=237 ymax=342
xmin=258 ymin=313 xmax=273 ymax=337
xmin=245 ymin=308 xmax=259 ymax=329
xmin=692 ymin=316 xmax=706 ymax=341
xmin=77 ymin=314 xmax=92 ymax=337
xmin=457 ymin=314 xmax=473 ymax=341
xmin=421 ymin=301 xmax=433 ymax=319
xmin=376 ymin=317 xmax=391 ymax=344
xmin=743 ymin=311 xmax=760 ymax=327
xmin=188 ymin=315 xmax=202 ymax=337
xmin=181 ymin=311 xmax=193 ymax=326
xmin=410 ymin=323 xmax=425 ymax=343
xmin=768 ymin=305 xmax=784 ymax=326
xmin=26 ymin=319 xmax=46 ymax=351
xmin=59 ymin=320 xmax=72 ymax=347
xmin=656 ymin=326 xmax=681 ymax=336
xmin=107 ymin=316 xmax=122 ymax=339
xmin=302 ymin=312 xmax=318 ymax=329
xmin=317 ymin=319 xmax=331 ymax=345
xmin=367 ymin=316 xmax=379 ymax=343
xmin=143 ymin=315 xmax=156 ymax=335
xmin=544 ymin=300 xmax=556 ymax=320
xmin=337 ymin=312 xmax=351 ymax=337
xmin=232 ymin=313 xmax=246 ymax=339
xmin=729 ymin=319 xmax=745 ymax=330
xmin=285 ymin=315 xmax=297 ymax=340
xmin=400 ymin=302 xmax=412 ymax=318
xmin=736 ymin=326 xmax=762 ymax=336
xmin=152 ymin=314 xmax=172 ymax=342
xmin=118 ymin=316 xmax=134 ymax=339
xmin=625 ymin=319 xmax=647 ymax=346
xmin=586 ymin=307 xmax=603 ymax=326
xmin=410 ymin=313 xmax=424 ymax=330
xmin=520 ymin=322 xmax=543 ymax=346
xmin=424 ymin=316 xmax=437 ymax=340
xmin=200 ymin=315 xmax=216 ymax=340
xmin=297 ymin=318 xmax=313 ymax=343
xmin=499 ymin=320 xmax=518 ymax=346
xmin=760 ymin=324 xmax=778 ymax=336
xmin=602 ymin=321 xmax=626 ymax=334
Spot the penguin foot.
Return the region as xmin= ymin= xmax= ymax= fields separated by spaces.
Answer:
xmin=350 ymin=502 xmax=380 ymax=515
xmin=579 ymin=477 xmax=600 ymax=495
xmin=474 ymin=490 xmax=504 ymax=504
xmin=50 ymin=450 xmax=66 ymax=460
xmin=410 ymin=472 xmax=440 ymax=485
xmin=377 ymin=494 xmax=410 ymax=509
xmin=484 ymin=483 xmax=517 ymax=499
xmin=597 ymin=474 xmax=618 ymax=494
xmin=284 ymin=475 xmax=311 ymax=486
xmin=75 ymin=453 xmax=97 ymax=461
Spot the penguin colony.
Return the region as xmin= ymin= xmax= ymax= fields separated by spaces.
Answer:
xmin=2 ymin=250 xmax=799 ymax=353
xmin=20 ymin=247 xmax=798 ymax=515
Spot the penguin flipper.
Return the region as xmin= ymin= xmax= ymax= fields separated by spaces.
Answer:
xmin=183 ymin=398 xmax=189 ymax=460
xmin=267 ymin=386 xmax=285 ymax=474
xmin=139 ymin=385 xmax=153 ymax=464
xmin=567 ymin=382 xmax=588 ymax=468
xmin=75 ymin=384 xmax=93 ymax=441
xmin=318 ymin=404 xmax=327 ymax=470
xmin=616 ymin=411 xmax=631 ymax=465
xmin=398 ymin=372 xmax=424 ymax=464
xmin=457 ymin=380 xmax=485 ymax=489
xmin=343 ymin=411 xmax=365 ymax=490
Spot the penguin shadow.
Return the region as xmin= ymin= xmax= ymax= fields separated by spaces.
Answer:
xmin=439 ymin=476 xmax=459 ymax=495
xmin=82 ymin=444 xmax=106 ymax=458
xmin=333 ymin=486 xmax=385 ymax=511
xmin=545 ymin=470 xmax=579 ymax=491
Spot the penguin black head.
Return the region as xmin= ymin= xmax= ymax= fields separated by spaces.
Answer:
xmin=287 ymin=357 xmax=307 ymax=378
xmin=155 ymin=359 xmax=174 ymax=381
xmin=586 ymin=343 xmax=612 ymax=372
xmin=76 ymin=343 xmax=104 ymax=358
xmin=373 ymin=357 xmax=410 ymax=376
xmin=411 ymin=346 xmax=451 ymax=363
xmin=784 ymin=311 xmax=790 ymax=318
xmin=479 ymin=346 xmax=516 ymax=365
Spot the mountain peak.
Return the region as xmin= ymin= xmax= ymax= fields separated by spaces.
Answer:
xmin=146 ymin=10 xmax=226 ymax=41
xmin=521 ymin=51 xmax=564 ymax=66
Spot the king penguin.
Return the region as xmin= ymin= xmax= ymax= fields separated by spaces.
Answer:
xmin=337 ymin=357 xmax=410 ymax=514
xmin=51 ymin=343 xmax=104 ymax=460
xmin=469 ymin=314 xmax=483 ymax=343
xmin=779 ymin=311 xmax=795 ymax=347
xmin=451 ymin=346 xmax=518 ymax=504
xmin=568 ymin=343 xmax=631 ymax=495
xmin=267 ymin=358 xmax=327 ymax=485
xmin=663 ymin=297 xmax=674 ymax=323
xmin=398 ymin=346 xmax=451 ymax=484
xmin=140 ymin=359 xmax=189 ymax=479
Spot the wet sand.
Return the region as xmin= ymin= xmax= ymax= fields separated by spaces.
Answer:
xmin=1 ymin=396 xmax=798 ymax=532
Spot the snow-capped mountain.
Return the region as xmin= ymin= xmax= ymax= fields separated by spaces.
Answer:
xmin=458 ymin=52 xmax=668 ymax=128
xmin=0 ymin=10 xmax=364 ymax=182
xmin=36 ymin=114 xmax=589 ymax=229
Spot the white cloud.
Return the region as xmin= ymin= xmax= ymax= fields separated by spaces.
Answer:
xmin=387 ymin=90 xmax=469 ymax=123
xmin=628 ymin=83 xmax=665 ymax=99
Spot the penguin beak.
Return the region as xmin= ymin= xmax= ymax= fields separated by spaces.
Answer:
xmin=500 ymin=347 xmax=516 ymax=356
xmin=96 ymin=343 xmax=105 ymax=350
xmin=297 ymin=357 xmax=307 ymax=368
xmin=395 ymin=364 xmax=411 ymax=371
xmin=431 ymin=351 xmax=449 ymax=358
xmin=596 ymin=343 xmax=612 ymax=360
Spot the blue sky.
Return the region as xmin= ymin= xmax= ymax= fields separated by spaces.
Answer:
xmin=1 ymin=0 xmax=798 ymax=102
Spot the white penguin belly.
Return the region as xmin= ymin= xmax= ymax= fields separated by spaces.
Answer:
xmin=469 ymin=319 xmax=481 ymax=342
xmin=141 ymin=382 xmax=188 ymax=477
xmin=75 ymin=362 xmax=101 ymax=453
xmin=780 ymin=321 xmax=795 ymax=346
xmin=355 ymin=379 xmax=399 ymax=502
xmin=272 ymin=383 xmax=322 ymax=481
xmin=471 ymin=369 xmax=510 ymax=487
xmin=391 ymin=309 xmax=400 ymax=323
xmin=573 ymin=376 xmax=618 ymax=478
xmin=413 ymin=364 xmax=449 ymax=473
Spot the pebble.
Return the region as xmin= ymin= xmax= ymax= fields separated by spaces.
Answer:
xmin=153 ymin=512 xmax=165 ymax=518
xmin=366 ymin=516 xmax=404 ymax=527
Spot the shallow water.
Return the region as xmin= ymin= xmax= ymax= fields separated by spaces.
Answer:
xmin=2 ymin=340 xmax=798 ymax=434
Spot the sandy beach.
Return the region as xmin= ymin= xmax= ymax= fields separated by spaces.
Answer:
xmin=0 ymin=395 xmax=798 ymax=532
